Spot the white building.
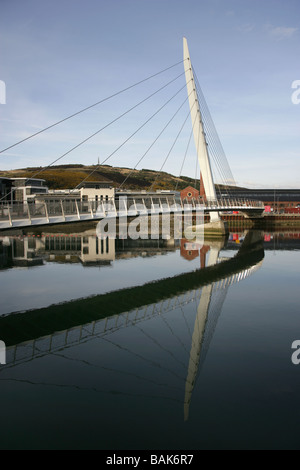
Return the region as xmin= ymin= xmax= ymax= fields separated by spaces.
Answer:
xmin=37 ymin=181 xmax=115 ymax=204
xmin=77 ymin=181 xmax=115 ymax=203
xmin=11 ymin=178 xmax=48 ymax=203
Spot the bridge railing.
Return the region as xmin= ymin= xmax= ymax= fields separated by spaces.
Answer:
xmin=181 ymin=198 xmax=265 ymax=210
xmin=206 ymin=199 xmax=264 ymax=209
xmin=0 ymin=196 xmax=265 ymax=227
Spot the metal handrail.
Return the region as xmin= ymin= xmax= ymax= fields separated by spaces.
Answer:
xmin=0 ymin=197 xmax=265 ymax=226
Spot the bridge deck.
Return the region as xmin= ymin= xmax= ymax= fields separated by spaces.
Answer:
xmin=0 ymin=197 xmax=265 ymax=230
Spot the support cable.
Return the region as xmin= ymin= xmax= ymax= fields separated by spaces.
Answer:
xmin=192 ymin=70 xmax=235 ymax=184
xmin=67 ymin=80 xmax=194 ymax=197
xmin=149 ymin=101 xmax=193 ymax=191
xmin=0 ymin=60 xmax=186 ymax=155
xmin=174 ymin=122 xmax=195 ymax=192
xmin=0 ymin=72 xmax=186 ymax=203
xmin=119 ymin=91 xmax=196 ymax=191
xmin=192 ymin=70 xmax=236 ymax=197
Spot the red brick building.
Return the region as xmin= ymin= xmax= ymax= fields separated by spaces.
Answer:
xmin=180 ymin=239 xmax=200 ymax=261
xmin=180 ymin=186 xmax=199 ymax=202
xmin=180 ymin=240 xmax=211 ymax=267
xmin=181 ymin=174 xmax=207 ymax=202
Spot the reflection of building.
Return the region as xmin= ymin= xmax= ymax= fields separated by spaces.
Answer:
xmin=0 ymin=234 xmax=180 ymax=268
xmin=80 ymin=236 xmax=115 ymax=265
xmin=40 ymin=234 xmax=115 ymax=266
xmin=115 ymin=237 xmax=179 ymax=259
xmin=1 ymin=229 xmax=265 ymax=427
xmin=180 ymin=240 xmax=217 ymax=269
xmin=0 ymin=237 xmax=44 ymax=268
xmin=180 ymin=239 xmax=200 ymax=261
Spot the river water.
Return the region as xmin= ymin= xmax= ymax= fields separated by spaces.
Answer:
xmin=0 ymin=227 xmax=299 ymax=450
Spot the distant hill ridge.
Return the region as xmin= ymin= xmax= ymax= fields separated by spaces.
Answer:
xmin=0 ymin=164 xmax=245 ymax=192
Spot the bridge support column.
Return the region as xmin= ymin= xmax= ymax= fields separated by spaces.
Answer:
xmin=183 ymin=37 xmax=220 ymax=223
xmin=7 ymin=205 xmax=13 ymax=227
xmin=44 ymin=202 xmax=49 ymax=223
xmin=204 ymin=218 xmax=228 ymax=237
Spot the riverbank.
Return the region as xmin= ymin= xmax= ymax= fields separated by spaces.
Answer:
xmin=221 ymin=214 xmax=300 ymax=230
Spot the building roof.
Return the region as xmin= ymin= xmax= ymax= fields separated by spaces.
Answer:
xmin=181 ymin=186 xmax=199 ymax=192
xmin=228 ymin=187 xmax=300 ymax=202
xmin=10 ymin=177 xmax=46 ymax=182
xmin=77 ymin=181 xmax=113 ymax=188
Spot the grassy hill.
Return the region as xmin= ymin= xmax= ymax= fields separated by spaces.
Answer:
xmin=0 ymin=164 xmax=245 ymax=195
xmin=0 ymin=164 xmax=203 ymax=191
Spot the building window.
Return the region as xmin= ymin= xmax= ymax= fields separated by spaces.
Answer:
xmin=14 ymin=189 xmax=23 ymax=202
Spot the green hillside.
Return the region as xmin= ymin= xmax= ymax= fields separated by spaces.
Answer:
xmin=0 ymin=164 xmax=202 ymax=191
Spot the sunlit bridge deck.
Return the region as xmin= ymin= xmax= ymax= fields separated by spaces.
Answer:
xmin=0 ymin=197 xmax=265 ymax=230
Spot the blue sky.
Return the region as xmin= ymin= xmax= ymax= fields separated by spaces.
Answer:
xmin=0 ymin=0 xmax=299 ymax=188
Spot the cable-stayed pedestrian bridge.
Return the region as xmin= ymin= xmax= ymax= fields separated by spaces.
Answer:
xmin=0 ymin=38 xmax=265 ymax=231
xmin=0 ymin=195 xmax=264 ymax=230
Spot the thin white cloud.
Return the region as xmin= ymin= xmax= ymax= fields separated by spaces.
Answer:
xmin=266 ymin=24 xmax=298 ymax=40
xmin=237 ymin=23 xmax=255 ymax=34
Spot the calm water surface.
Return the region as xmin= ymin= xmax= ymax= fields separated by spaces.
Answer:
xmin=0 ymin=228 xmax=300 ymax=450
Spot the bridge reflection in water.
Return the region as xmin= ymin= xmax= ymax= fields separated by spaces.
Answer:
xmin=0 ymin=229 xmax=264 ymax=421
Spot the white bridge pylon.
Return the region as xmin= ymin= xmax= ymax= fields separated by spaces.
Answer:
xmin=183 ymin=37 xmax=219 ymax=222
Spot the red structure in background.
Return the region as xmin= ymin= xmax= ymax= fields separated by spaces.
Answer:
xmin=180 ymin=174 xmax=210 ymax=265
xmin=285 ymin=208 xmax=300 ymax=214
xmin=199 ymin=174 xmax=206 ymax=200
xmin=180 ymin=239 xmax=200 ymax=261
xmin=180 ymin=173 xmax=207 ymax=202
xmin=180 ymin=239 xmax=211 ymax=268
xmin=180 ymin=186 xmax=199 ymax=202
xmin=200 ymin=245 xmax=210 ymax=269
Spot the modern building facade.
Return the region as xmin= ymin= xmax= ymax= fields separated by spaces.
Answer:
xmin=0 ymin=177 xmax=48 ymax=204
xmin=227 ymin=187 xmax=300 ymax=212
xmin=36 ymin=181 xmax=115 ymax=205
xmin=180 ymin=184 xmax=300 ymax=213
xmin=12 ymin=178 xmax=48 ymax=203
xmin=0 ymin=178 xmax=14 ymax=203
